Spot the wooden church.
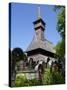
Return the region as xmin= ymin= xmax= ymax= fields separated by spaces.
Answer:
xmin=26 ymin=7 xmax=55 ymax=64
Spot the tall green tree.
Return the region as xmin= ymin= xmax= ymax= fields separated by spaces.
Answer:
xmin=54 ymin=6 xmax=65 ymax=58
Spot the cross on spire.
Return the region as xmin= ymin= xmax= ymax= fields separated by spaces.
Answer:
xmin=38 ymin=6 xmax=41 ymax=19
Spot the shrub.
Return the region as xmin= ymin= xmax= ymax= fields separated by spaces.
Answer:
xmin=43 ymin=68 xmax=65 ymax=85
xmin=52 ymin=71 xmax=65 ymax=84
xmin=15 ymin=74 xmax=40 ymax=87
xmin=15 ymin=74 xmax=29 ymax=87
xmin=43 ymin=68 xmax=53 ymax=85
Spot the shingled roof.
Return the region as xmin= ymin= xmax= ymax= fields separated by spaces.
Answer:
xmin=26 ymin=36 xmax=55 ymax=53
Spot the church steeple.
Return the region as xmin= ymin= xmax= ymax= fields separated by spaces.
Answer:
xmin=38 ymin=7 xmax=41 ymax=19
xmin=26 ymin=6 xmax=55 ymax=54
xmin=33 ymin=7 xmax=45 ymax=41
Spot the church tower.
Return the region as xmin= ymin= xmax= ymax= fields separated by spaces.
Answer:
xmin=26 ymin=7 xmax=55 ymax=63
xmin=33 ymin=7 xmax=45 ymax=41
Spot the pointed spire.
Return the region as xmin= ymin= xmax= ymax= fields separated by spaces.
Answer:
xmin=38 ymin=6 xmax=41 ymax=19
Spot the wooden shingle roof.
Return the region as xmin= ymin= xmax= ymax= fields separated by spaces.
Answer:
xmin=26 ymin=36 xmax=55 ymax=53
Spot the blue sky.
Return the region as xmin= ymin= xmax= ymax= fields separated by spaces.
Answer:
xmin=10 ymin=3 xmax=61 ymax=51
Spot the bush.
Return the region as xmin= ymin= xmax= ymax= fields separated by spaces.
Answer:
xmin=43 ymin=68 xmax=65 ymax=85
xmin=52 ymin=71 xmax=65 ymax=84
xmin=43 ymin=68 xmax=53 ymax=85
xmin=15 ymin=74 xmax=29 ymax=87
xmin=28 ymin=79 xmax=40 ymax=86
xmin=15 ymin=74 xmax=40 ymax=87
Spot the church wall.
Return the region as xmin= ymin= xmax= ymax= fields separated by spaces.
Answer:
xmin=28 ymin=54 xmax=55 ymax=63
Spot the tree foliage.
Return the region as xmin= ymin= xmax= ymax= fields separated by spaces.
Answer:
xmin=12 ymin=48 xmax=24 ymax=61
xmin=54 ymin=6 xmax=65 ymax=58
xmin=55 ymin=40 xmax=65 ymax=57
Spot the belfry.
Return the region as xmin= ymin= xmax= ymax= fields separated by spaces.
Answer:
xmin=26 ymin=7 xmax=55 ymax=63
